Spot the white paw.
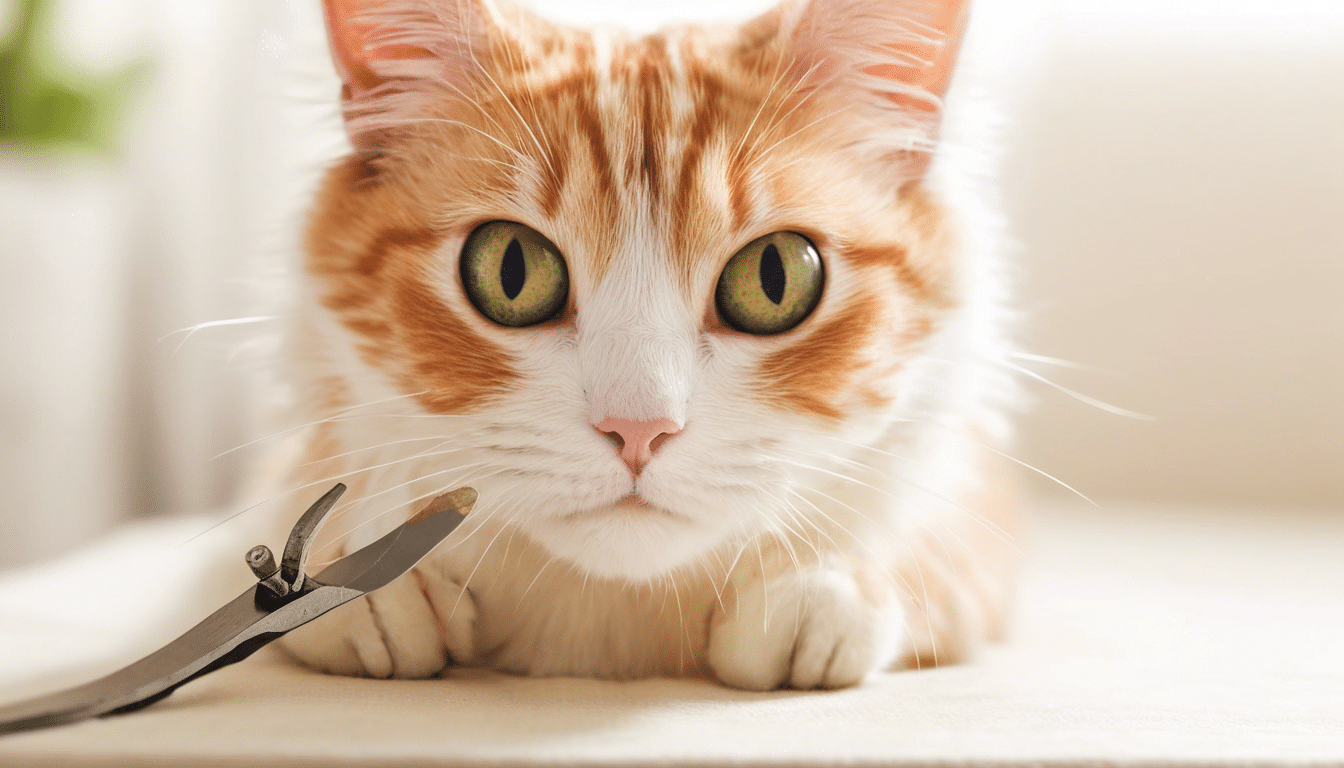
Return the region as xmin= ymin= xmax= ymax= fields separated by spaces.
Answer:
xmin=280 ymin=567 xmax=477 ymax=678
xmin=708 ymin=567 xmax=905 ymax=691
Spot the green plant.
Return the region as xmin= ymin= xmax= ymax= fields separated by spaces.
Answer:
xmin=0 ymin=0 xmax=145 ymax=154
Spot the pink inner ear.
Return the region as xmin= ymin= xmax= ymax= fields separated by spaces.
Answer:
xmin=785 ymin=0 xmax=972 ymax=119
xmin=783 ymin=0 xmax=971 ymax=177
xmin=323 ymin=0 xmax=435 ymax=97
xmin=877 ymin=0 xmax=970 ymax=113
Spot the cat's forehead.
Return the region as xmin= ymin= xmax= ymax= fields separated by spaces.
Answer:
xmin=476 ymin=21 xmax=869 ymax=294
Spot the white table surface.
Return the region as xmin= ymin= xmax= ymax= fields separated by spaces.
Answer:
xmin=0 ymin=499 xmax=1341 ymax=767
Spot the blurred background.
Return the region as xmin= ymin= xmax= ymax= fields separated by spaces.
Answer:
xmin=0 ymin=0 xmax=1340 ymax=568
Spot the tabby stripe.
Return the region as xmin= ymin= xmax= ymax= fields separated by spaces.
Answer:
xmin=756 ymin=292 xmax=882 ymax=421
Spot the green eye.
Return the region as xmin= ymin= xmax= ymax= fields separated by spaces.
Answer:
xmin=460 ymin=221 xmax=569 ymax=327
xmin=715 ymin=232 xmax=824 ymax=334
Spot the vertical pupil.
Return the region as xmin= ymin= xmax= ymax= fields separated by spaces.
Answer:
xmin=759 ymin=243 xmax=786 ymax=305
xmin=500 ymin=238 xmax=527 ymax=300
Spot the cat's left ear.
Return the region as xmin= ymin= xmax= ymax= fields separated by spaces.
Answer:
xmin=322 ymin=0 xmax=493 ymax=144
xmin=771 ymin=0 xmax=970 ymax=172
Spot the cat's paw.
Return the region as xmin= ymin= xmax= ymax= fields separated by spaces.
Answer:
xmin=279 ymin=567 xmax=477 ymax=678
xmin=707 ymin=566 xmax=904 ymax=691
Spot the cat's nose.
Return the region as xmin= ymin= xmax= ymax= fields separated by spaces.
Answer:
xmin=596 ymin=417 xmax=682 ymax=475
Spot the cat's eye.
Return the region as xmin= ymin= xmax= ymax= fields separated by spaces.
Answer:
xmin=460 ymin=221 xmax=569 ymax=327
xmin=715 ymin=232 xmax=824 ymax=335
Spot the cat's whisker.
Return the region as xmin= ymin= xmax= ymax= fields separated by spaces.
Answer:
xmin=1005 ymin=360 xmax=1154 ymax=420
xmin=777 ymin=490 xmax=847 ymax=553
xmin=305 ymin=443 xmax=477 ymax=520
xmin=923 ymin=354 xmax=1152 ymax=420
xmin=910 ymin=548 xmax=938 ymax=668
xmin=443 ymin=152 xmax=539 ymax=177
xmin=313 ymin=459 xmax=494 ymax=548
xmin=774 ymin=457 xmax=1025 ymax=558
xmin=518 ymin=549 xmax=563 ymax=607
xmin=421 ymin=471 xmax=524 ymax=559
xmin=654 ymin=572 xmax=672 ymax=625
xmin=810 ymin=454 xmax=997 ymax=555
xmin=906 ymin=418 xmax=1101 ymax=508
xmin=780 ymin=534 xmax=806 ymax=643
xmin=784 ymin=494 xmax=924 ymax=669
xmin=783 ymin=502 xmax=827 ymax=561
xmin=784 ymin=465 xmax=1026 ymax=616
xmin=474 ymin=60 xmax=552 ymax=165
xmin=729 ymin=50 xmax=795 ymax=168
xmin=296 ymin=434 xmax=455 ymax=467
xmin=740 ymin=58 xmax=825 ymax=165
xmin=450 ymin=505 xmax=515 ymax=621
xmin=697 ymin=557 xmax=727 ymax=616
xmin=759 ymin=75 xmax=829 ymax=151
xmin=763 ymin=507 xmax=811 ymax=570
xmin=182 ymin=435 xmax=470 ymax=543
xmin=307 ymin=466 xmax=508 ymax=567
xmin=771 ymin=524 xmax=804 ymax=576
xmin=818 ymin=433 xmax=924 ymax=466
xmin=489 ymin=526 xmax=520 ymax=593
xmin=501 ymin=40 xmax=560 ymax=172
xmin=783 ymin=497 xmax=918 ymax=635
xmin=371 ymin=115 xmax=533 ymax=165
xmin=323 ymin=458 xmax=493 ymax=530
xmin=785 ymin=485 xmax=881 ymax=548
xmin=755 ymin=545 xmax=771 ymax=634
xmin=781 ymin=484 xmax=930 ymax=607
xmin=209 ymin=390 xmax=434 ymax=461
xmin=667 ymin=573 xmax=689 ymax=674
xmin=448 ymin=80 xmax=538 ymax=170
xmin=158 ymin=315 xmax=284 ymax=354
xmin=753 ymin=106 xmax=850 ymax=165
xmin=720 ymin=537 xmax=754 ymax=623
xmin=821 ymin=449 xmax=906 ymax=484
xmin=1008 ymin=350 xmax=1110 ymax=374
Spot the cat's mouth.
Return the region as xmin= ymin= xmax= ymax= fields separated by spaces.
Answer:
xmin=566 ymin=494 xmax=682 ymax=521
xmin=530 ymin=492 xmax=705 ymax=580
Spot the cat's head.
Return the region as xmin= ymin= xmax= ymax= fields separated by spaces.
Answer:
xmin=305 ymin=0 xmax=969 ymax=580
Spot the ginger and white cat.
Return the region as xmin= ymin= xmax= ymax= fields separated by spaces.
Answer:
xmin=265 ymin=0 xmax=1020 ymax=690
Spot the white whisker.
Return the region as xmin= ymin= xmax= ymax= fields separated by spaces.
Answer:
xmin=159 ymin=315 xmax=284 ymax=354
xmin=1006 ymin=361 xmax=1154 ymax=420
xmin=184 ymin=438 xmax=468 ymax=543
xmin=297 ymin=434 xmax=455 ymax=467
xmin=1008 ymin=350 xmax=1108 ymax=373
xmin=209 ymin=390 xmax=434 ymax=461
xmin=914 ymin=419 xmax=1100 ymax=508
xmin=775 ymin=456 xmax=1025 ymax=559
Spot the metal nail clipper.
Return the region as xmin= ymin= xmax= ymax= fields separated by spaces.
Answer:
xmin=0 ymin=483 xmax=476 ymax=736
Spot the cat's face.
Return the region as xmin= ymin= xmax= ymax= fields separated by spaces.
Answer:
xmin=306 ymin=0 xmax=964 ymax=580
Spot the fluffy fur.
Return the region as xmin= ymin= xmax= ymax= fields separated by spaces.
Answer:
xmin=263 ymin=0 xmax=1020 ymax=690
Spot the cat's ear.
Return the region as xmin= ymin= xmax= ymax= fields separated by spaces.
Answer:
xmin=321 ymin=0 xmax=492 ymax=144
xmin=770 ymin=0 xmax=970 ymax=172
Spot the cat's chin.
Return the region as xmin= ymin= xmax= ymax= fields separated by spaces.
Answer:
xmin=524 ymin=496 xmax=722 ymax=582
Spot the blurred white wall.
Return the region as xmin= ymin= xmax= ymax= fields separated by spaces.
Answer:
xmin=0 ymin=0 xmax=1340 ymax=568
xmin=1007 ymin=1 xmax=1344 ymax=506
xmin=0 ymin=0 xmax=291 ymax=565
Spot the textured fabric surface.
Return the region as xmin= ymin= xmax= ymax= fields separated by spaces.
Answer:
xmin=0 ymin=501 xmax=1340 ymax=767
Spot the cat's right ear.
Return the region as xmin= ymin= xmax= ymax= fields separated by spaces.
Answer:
xmin=321 ymin=0 xmax=491 ymax=145
xmin=750 ymin=0 xmax=970 ymax=178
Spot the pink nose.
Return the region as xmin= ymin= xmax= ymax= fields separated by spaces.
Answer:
xmin=596 ymin=417 xmax=682 ymax=474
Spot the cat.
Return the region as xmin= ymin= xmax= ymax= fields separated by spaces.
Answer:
xmin=263 ymin=0 xmax=1021 ymax=691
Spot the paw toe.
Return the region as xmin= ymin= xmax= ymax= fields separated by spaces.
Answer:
xmin=710 ymin=568 xmax=904 ymax=691
xmin=418 ymin=571 xmax=478 ymax=665
xmin=366 ymin=575 xmax=449 ymax=678
xmin=707 ymin=583 xmax=801 ymax=691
